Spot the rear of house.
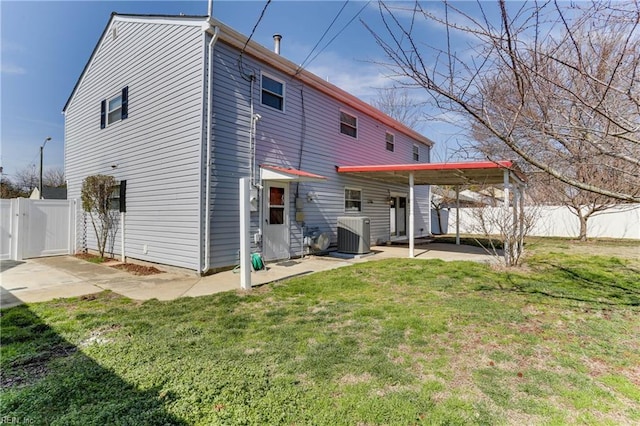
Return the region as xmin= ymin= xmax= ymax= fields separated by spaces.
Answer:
xmin=64 ymin=13 xmax=433 ymax=274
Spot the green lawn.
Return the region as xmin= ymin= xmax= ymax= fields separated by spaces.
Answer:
xmin=2 ymin=240 xmax=639 ymax=425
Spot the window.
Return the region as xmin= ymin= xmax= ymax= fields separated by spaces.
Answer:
xmin=386 ymin=132 xmax=395 ymax=152
xmin=344 ymin=188 xmax=362 ymax=212
xmin=261 ymin=74 xmax=285 ymax=111
xmin=413 ymin=145 xmax=420 ymax=161
xmin=108 ymin=180 xmax=126 ymax=212
xmin=340 ymin=111 xmax=357 ymax=138
xmin=108 ymin=95 xmax=122 ymax=124
xmin=268 ymin=186 xmax=285 ymax=224
xmin=101 ymin=86 xmax=128 ymax=128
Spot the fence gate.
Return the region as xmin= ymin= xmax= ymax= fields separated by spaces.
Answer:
xmin=0 ymin=200 xmax=12 ymax=260
xmin=0 ymin=198 xmax=75 ymax=260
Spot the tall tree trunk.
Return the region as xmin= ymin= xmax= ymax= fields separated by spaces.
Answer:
xmin=578 ymin=214 xmax=588 ymax=241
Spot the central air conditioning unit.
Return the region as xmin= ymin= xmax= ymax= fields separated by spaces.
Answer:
xmin=337 ymin=216 xmax=370 ymax=254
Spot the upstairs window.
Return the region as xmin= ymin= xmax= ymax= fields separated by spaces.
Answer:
xmin=340 ymin=111 xmax=357 ymax=138
xmin=101 ymin=86 xmax=128 ymax=128
xmin=413 ymin=145 xmax=420 ymax=162
xmin=108 ymin=95 xmax=122 ymax=124
xmin=344 ymin=188 xmax=362 ymax=212
xmin=385 ymin=132 xmax=395 ymax=152
xmin=261 ymin=74 xmax=285 ymax=111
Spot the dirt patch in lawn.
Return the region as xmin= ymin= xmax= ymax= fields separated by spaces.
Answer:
xmin=1 ymin=344 xmax=77 ymax=389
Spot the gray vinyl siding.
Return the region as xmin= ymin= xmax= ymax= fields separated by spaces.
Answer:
xmin=65 ymin=18 xmax=205 ymax=270
xmin=207 ymin=42 xmax=252 ymax=268
xmin=208 ymin=41 xmax=431 ymax=268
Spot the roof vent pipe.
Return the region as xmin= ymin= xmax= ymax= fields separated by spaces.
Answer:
xmin=208 ymin=0 xmax=213 ymax=17
xmin=273 ymin=34 xmax=282 ymax=55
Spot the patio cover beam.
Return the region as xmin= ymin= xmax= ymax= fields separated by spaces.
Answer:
xmin=336 ymin=160 xmax=526 ymax=259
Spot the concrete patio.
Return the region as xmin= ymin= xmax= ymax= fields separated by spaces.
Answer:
xmin=0 ymin=242 xmax=496 ymax=309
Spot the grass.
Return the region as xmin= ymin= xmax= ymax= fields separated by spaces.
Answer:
xmin=1 ymin=239 xmax=639 ymax=425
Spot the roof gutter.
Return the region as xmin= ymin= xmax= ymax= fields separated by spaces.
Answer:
xmin=202 ymin=21 xmax=219 ymax=274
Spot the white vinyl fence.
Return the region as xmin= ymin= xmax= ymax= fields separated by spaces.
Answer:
xmin=0 ymin=198 xmax=76 ymax=261
xmin=446 ymin=204 xmax=640 ymax=240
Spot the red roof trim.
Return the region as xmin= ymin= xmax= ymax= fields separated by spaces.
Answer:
xmin=261 ymin=164 xmax=327 ymax=179
xmin=336 ymin=161 xmax=514 ymax=174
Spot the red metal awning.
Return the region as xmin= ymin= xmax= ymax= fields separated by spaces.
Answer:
xmin=336 ymin=161 xmax=525 ymax=185
xmin=260 ymin=164 xmax=327 ymax=182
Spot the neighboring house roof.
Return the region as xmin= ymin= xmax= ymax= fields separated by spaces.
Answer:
xmin=29 ymin=188 xmax=40 ymax=199
xmin=432 ymin=187 xmax=482 ymax=205
xmin=43 ymin=186 xmax=68 ymax=199
xmin=29 ymin=186 xmax=67 ymax=200
xmin=63 ymin=13 xmax=433 ymax=148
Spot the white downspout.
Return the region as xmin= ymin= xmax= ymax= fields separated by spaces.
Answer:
xmin=203 ymin=24 xmax=219 ymax=274
xmin=250 ymin=80 xmax=257 ymax=185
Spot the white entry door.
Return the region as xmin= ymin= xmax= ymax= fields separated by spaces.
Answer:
xmin=389 ymin=196 xmax=407 ymax=239
xmin=263 ymin=181 xmax=290 ymax=261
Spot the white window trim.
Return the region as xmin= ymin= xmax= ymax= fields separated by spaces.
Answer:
xmin=344 ymin=187 xmax=363 ymax=212
xmin=107 ymin=92 xmax=123 ymax=126
xmin=385 ymin=131 xmax=395 ymax=152
xmin=339 ymin=110 xmax=358 ymax=139
xmin=260 ymin=71 xmax=286 ymax=112
xmin=412 ymin=144 xmax=420 ymax=162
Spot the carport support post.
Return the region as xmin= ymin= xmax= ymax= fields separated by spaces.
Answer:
xmin=503 ymin=170 xmax=511 ymax=266
xmin=455 ymin=185 xmax=460 ymax=245
xmin=409 ymin=172 xmax=415 ymax=258
xmin=239 ymin=177 xmax=251 ymax=290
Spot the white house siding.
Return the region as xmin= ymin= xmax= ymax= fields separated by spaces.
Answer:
xmin=208 ymin=41 xmax=432 ymax=268
xmin=65 ymin=18 xmax=206 ymax=270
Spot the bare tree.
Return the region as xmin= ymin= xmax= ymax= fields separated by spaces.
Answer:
xmin=81 ymin=175 xmax=118 ymax=258
xmin=430 ymin=185 xmax=460 ymax=234
xmin=472 ymin=100 xmax=631 ymax=242
xmin=371 ymin=86 xmax=423 ymax=129
xmin=44 ymin=167 xmax=66 ymax=187
xmin=467 ymin=198 xmax=537 ymax=267
xmin=528 ymin=172 xmax=630 ymax=241
xmin=13 ymin=165 xmax=39 ymax=193
xmin=367 ymin=0 xmax=640 ymax=202
xmin=0 ymin=177 xmax=26 ymax=198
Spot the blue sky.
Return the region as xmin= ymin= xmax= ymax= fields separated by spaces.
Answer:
xmin=1 ymin=0 xmax=469 ymax=181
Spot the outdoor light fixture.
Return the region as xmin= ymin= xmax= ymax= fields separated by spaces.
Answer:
xmin=39 ymin=136 xmax=52 ymax=199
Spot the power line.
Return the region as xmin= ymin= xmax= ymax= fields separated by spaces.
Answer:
xmin=296 ymin=0 xmax=350 ymax=73
xmin=238 ymin=0 xmax=273 ymax=80
xmin=299 ymin=1 xmax=371 ymax=73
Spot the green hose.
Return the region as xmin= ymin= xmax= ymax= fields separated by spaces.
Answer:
xmin=232 ymin=253 xmax=265 ymax=273
xmin=251 ymin=253 xmax=265 ymax=271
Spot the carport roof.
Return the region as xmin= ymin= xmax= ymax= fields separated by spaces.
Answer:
xmin=336 ymin=160 xmax=525 ymax=186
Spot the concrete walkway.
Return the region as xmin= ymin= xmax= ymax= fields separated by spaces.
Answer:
xmin=0 ymin=243 xmax=496 ymax=309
